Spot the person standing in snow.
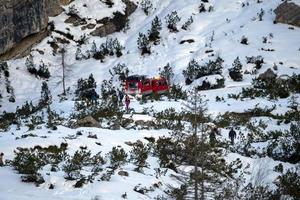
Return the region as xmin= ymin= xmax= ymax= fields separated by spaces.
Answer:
xmin=0 ymin=152 xmax=4 ymax=167
xmin=118 ymin=89 xmax=124 ymax=105
xmin=125 ymin=94 xmax=130 ymax=113
xmin=228 ymin=127 xmax=237 ymax=145
xmin=209 ymin=127 xmax=218 ymax=146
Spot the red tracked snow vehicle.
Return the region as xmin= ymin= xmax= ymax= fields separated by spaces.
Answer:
xmin=124 ymin=75 xmax=169 ymax=95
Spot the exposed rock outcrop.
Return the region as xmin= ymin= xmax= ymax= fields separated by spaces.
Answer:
xmin=77 ymin=116 xmax=101 ymax=128
xmin=0 ymin=0 xmax=71 ymax=56
xmin=274 ymin=1 xmax=300 ymax=27
xmin=91 ymin=0 xmax=137 ymax=37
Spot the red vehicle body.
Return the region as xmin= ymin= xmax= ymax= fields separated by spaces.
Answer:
xmin=124 ymin=75 xmax=169 ymax=95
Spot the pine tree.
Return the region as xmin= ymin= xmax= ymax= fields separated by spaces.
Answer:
xmin=182 ymin=16 xmax=194 ymax=30
xmin=229 ymin=57 xmax=243 ymax=81
xmin=130 ymin=142 xmax=149 ymax=172
xmin=75 ymin=47 xmax=84 ymax=60
xmin=40 ymin=81 xmax=52 ymax=106
xmin=75 ymin=74 xmax=97 ymax=100
xmin=258 ymin=8 xmax=264 ymax=21
xmin=199 ymin=3 xmax=206 ymax=13
xmin=171 ymin=90 xmax=230 ymax=200
xmin=159 ymin=63 xmax=174 ymax=84
xmin=148 ymin=16 xmax=162 ymax=44
xmin=183 ymin=59 xmax=200 ymax=84
xmin=108 ymin=146 xmax=128 ymax=169
xmin=37 ymin=61 xmax=50 ymax=79
xmin=113 ymin=38 xmax=124 ymax=57
xmin=91 ymin=41 xmax=97 ymax=56
xmin=26 ymin=54 xmax=37 ymax=74
xmin=137 ymin=32 xmax=151 ymax=55
xmin=165 ymin=11 xmax=181 ymax=32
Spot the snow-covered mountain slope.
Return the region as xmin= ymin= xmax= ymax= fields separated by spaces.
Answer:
xmin=0 ymin=0 xmax=299 ymax=199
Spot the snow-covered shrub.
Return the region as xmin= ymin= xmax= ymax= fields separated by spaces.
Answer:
xmin=196 ymin=76 xmax=225 ymax=91
xmin=76 ymin=34 xmax=87 ymax=45
xmin=169 ymin=84 xmax=187 ymax=100
xmin=148 ymin=16 xmax=162 ymax=44
xmin=67 ymin=5 xmax=80 ymax=18
xmin=26 ymin=54 xmax=37 ymax=74
xmin=165 ymin=11 xmax=181 ymax=32
xmin=229 ymin=57 xmax=243 ymax=81
xmin=159 ymin=63 xmax=174 ymax=84
xmin=10 ymin=144 xmax=67 ymax=185
xmin=0 ymin=61 xmax=9 ymax=78
xmin=183 ymin=56 xmax=224 ymax=84
xmin=246 ymin=55 xmax=264 ymax=69
xmin=140 ymin=0 xmax=153 ymax=15
xmin=258 ymin=8 xmax=265 ymax=21
xmin=109 ymin=63 xmax=129 ymax=82
xmin=241 ymin=184 xmax=278 ymax=200
xmin=108 ymin=146 xmax=128 ymax=169
xmin=10 ymin=147 xmax=45 ymax=184
xmin=75 ymin=47 xmax=84 ymax=60
xmin=275 ymin=167 xmax=300 ymax=199
xmin=37 ymin=61 xmax=50 ymax=79
xmin=154 ymin=137 xmax=180 ymax=169
xmin=181 ymin=16 xmax=194 ymax=30
xmin=130 ymin=141 xmax=150 ymax=172
xmin=91 ymin=38 xmax=124 ymax=61
xmin=75 ymin=74 xmax=98 ymax=100
xmin=240 ymin=36 xmax=249 ymax=45
xmin=137 ymin=32 xmax=151 ymax=55
xmin=241 ymin=75 xmax=290 ymax=99
xmin=39 ymin=81 xmax=52 ymax=107
xmin=199 ymin=3 xmax=206 ymax=13
xmin=26 ymin=56 xmax=50 ymax=79
xmin=267 ymin=122 xmax=300 ymax=163
xmin=63 ymin=148 xmax=92 ymax=180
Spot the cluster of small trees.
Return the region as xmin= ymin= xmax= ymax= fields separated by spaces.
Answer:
xmin=183 ymin=56 xmax=224 ymax=84
xmin=137 ymin=16 xmax=162 ymax=55
xmin=241 ymin=72 xmax=300 ymax=100
xmin=77 ymin=38 xmax=124 ymax=61
xmin=75 ymin=74 xmax=98 ymax=100
xmin=25 ymin=55 xmax=50 ymax=79
xmin=199 ymin=0 xmax=214 ymax=13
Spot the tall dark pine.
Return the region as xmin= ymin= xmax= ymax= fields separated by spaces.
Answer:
xmin=40 ymin=81 xmax=52 ymax=106
xmin=137 ymin=33 xmax=151 ymax=55
xmin=172 ymin=89 xmax=229 ymax=200
xmin=148 ymin=16 xmax=162 ymax=44
xmin=229 ymin=57 xmax=243 ymax=81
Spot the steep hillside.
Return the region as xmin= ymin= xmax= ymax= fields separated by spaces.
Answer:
xmin=0 ymin=0 xmax=299 ymax=199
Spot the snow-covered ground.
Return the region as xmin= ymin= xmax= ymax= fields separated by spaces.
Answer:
xmin=0 ymin=0 xmax=299 ymax=199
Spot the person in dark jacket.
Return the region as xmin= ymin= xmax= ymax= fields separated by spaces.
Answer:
xmin=229 ymin=127 xmax=237 ymax=145
xmin=118 ymin=89 xmax=124 ymax=104
xmin=209 ymin=127 xmax=218 ymax=146
xmin=0 ymin=152 xmax=4 ymax=167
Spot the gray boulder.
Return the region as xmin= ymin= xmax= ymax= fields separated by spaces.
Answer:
xmin=258 ymin=68 xmax=277 ymax=80
xmin=77 ymin=116 xmax=101 ymax=128
xmin=274 ymin=1 xmax=300 ymax=27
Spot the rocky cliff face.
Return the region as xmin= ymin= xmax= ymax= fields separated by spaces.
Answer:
xmin=274 ymin=1 xmax=300 ymax=27
xmin=0 ymin=0 xmax=70 ymax=56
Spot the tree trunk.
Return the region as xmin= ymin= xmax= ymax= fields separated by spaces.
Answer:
xmin=62 ymin=47 xmax=66 ymax=95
